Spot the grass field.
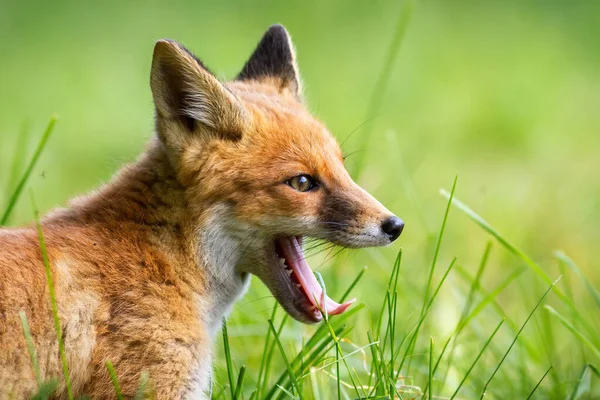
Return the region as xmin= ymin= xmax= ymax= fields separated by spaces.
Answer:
xmin=1 ymin=0 xmax=599 ymax=398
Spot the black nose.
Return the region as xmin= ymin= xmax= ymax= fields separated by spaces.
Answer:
xmin=381 ymin=216 xmax=404 ymax=242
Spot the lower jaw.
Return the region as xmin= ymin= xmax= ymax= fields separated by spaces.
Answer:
xmin=272 ymin=236 xmax=322 ymax=322
xmin=266 ymin=235 xmax=355 ymax=322
xmin=283 ymin=297 xmax=322 ymax=323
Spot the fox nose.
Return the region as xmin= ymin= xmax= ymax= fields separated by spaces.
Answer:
xmin=381 ymin=216 xmax=404 ymax=242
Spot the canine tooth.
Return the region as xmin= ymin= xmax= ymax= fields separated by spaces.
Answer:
xmin=286 ymin=269 xmax=293 ymax=276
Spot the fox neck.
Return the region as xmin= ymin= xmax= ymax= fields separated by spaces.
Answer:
xmin=198 ymin=205 xmax=252 ymax=336
xmin=65 ymin=138 xmax=250 ymax=336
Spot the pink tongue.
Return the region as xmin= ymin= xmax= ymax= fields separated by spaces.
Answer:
xmin=279 ymin=236 xmax=355 ymax=316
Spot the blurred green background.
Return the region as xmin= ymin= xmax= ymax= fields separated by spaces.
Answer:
xmin=1 ymin=0 xmax=599 ymax=398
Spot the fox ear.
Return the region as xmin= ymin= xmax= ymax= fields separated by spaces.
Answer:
xmin=237 ymin=24 xmax=301 ymax=97
xmin=151 ymin=39 xmax=246 ymax=136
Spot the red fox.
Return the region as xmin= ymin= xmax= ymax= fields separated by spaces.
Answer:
xmin=0 ymin=25 xmax=404 ymax=399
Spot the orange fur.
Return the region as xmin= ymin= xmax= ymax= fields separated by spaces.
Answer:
xmin=0 ymin=25 xmax=402 ymax=399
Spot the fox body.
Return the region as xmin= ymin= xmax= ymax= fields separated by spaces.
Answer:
xmin=0 ymin=26 xmax=404 ymax=399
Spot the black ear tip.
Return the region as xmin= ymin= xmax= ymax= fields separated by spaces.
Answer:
xmin=268 ymin=24 xmax=288 ymax=32
xmin=266 ymin=24 xmax=291 ymax=40
xmin=236 ymin=23 xmax=300 ymax=93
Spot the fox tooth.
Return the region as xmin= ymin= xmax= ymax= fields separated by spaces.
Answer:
xmin=286 ymin=269 xmax=293 ymax=276
xmin=279 ymin=258 xmax=286 ymax=265
xmin=296 ymin=283 xmax=301 ymax=288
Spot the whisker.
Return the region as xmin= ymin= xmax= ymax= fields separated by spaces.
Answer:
xmin=339 ymin=115 xmax=379 ymax=150
xmin=316 ymin=246 xmax=349 ymax=271
xmin=240 ymin=294 xmax=277 ymax=307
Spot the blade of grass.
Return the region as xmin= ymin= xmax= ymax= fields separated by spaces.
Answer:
xmin=309 ymin=368 xmax=322 ymax=400
xmin=534 ymin=299 xmax=563 ymax=396
xmin=398 ymin=257 xmax=457 ymax=377
xmin=388 ymin=291 xmax=398 ymax=396
xmin=264 ymin=314 xmax=290 ymax=398
xmin=222 ymin=321 xmax=236 ymax=399
xmin=5 ymin=121 xmax=30 ymax=202
xmin=374 ymin=250 xmax=402 ymax=340
xmin=544 ymin=305 xmax=600 ymax=359
xmin=19 ymin=310 xmax=42 ymax=386
xmin=269 ymin=267 xmax=371 ymax=399
xmin=457 ymin=241 xmax=492 ymax=321
xmin=440 ymin=189 xmax=597 ymax=344
xmin=30 ymin=191 xmax=73 ymax=400
xmin=422 ymin=176 xmax=457 ymax=315
xmin=266 ymin=306 xmax=364 ymax=400
xmin=453 ymin=264 xmax=537 ymax=358
xmin=568 ymin=364 xmax=600 ymax=400
xmin=425 ymin=241 xmax=492 ymax=397
xmin=428 ymin=337 xmax=434 ymax=400
xmin=312 ymin=287 xmax=364 ymax=400
xmin=335 ymin=345 xmax=341 ymax=400
xmin=439 ymin=189 xmax=550 ymax=284
xmin=367 ymin=250 xmax=404 ymax=399
xmin=370 ymin=334 xmax=406 ymax=399
xmin=2 ymin=117 xmax=57 ymax=225
xmin=381 ymin=252 xmax=402 ymax=371
xmin=556 ymin=253 xmax=576 ymax=367
xmin=352 ymin=0 xmax=413 ymax=177
xmin=368 ymin=328 xmax=400 ymax=398
xmin=424 ymin=335 xmax=451 ymax=398
xmin=234 ymin=365 xmax=247 ymax=400
xmin=315 ymin=272 xmax=329 ymax=321
xmin=366 ymin=331 xmax=380 ymax=395
xmin=268 ymin=319 xmax=303 ymax=399
xmin=480 ymin=277 xmax=560 ymax=399
xmin=257 ymin=302 xmax=279 ymax=398
xmin=133 ymin=371 xmax=149 ymax=400
xmin=298 ymin=342 xmax=379 ymax=381
xmin=554 ymin=250 xmax=600 ymax=308
xmin=276 ymin=385 xmax=299 ymax=400
xmin=273 ymin=325 xmax=353 ymax=400
xmin=30 ymin=380 xmax=59 ymax=400
xmin=449 ymin=319 xmax=504 ymax=400
xmin=458 ymin=266 xmax=524 ymax=332
xmin=339 ymin=266 xmax=367 ymax=303
xmin=525 ymin=365 xmax=553 ymax=400
xmin=390 ymin=249 xmax=402 ymax=296
xmin=214 ymin=386 xmax=227 ymax=400
xmin=405 ymin=177 xmax=457 ymax=377
xmin=105 ymin=361 xmax=124 ymax=400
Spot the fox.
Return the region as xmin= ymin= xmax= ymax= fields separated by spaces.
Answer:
xmin=0 ymin=25 xmax=404 ymax=399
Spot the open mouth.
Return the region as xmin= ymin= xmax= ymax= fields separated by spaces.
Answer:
xmin=274 ymin=236 xmax=355 ymax=322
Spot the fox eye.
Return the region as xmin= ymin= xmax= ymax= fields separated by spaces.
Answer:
xmin=287 ymin=174 xmax=317 ymax=192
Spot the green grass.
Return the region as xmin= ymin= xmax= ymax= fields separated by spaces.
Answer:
xmin=30 ymin=190 xmax=73 ymax=400
xmin=105 ymin=361 xmax=124 ymax=400
xmin=1 ymin=117 xmax=56 ymax=225
xmin=18 ymin=311 xmax=42 ymax=387
xmin=526 ymin=364 xmax=553 ymax=400
xmin=7 ymin=150 xmax=600 ymax=397
xmin=2 ymin=1 xmax=600 ymax=398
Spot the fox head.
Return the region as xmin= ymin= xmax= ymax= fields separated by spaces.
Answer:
xmin=150 ymin=25 xmax=404 ymax=323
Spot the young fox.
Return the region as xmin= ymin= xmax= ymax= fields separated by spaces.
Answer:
xmin=0 ymin=25 xmax=404 ymax=399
